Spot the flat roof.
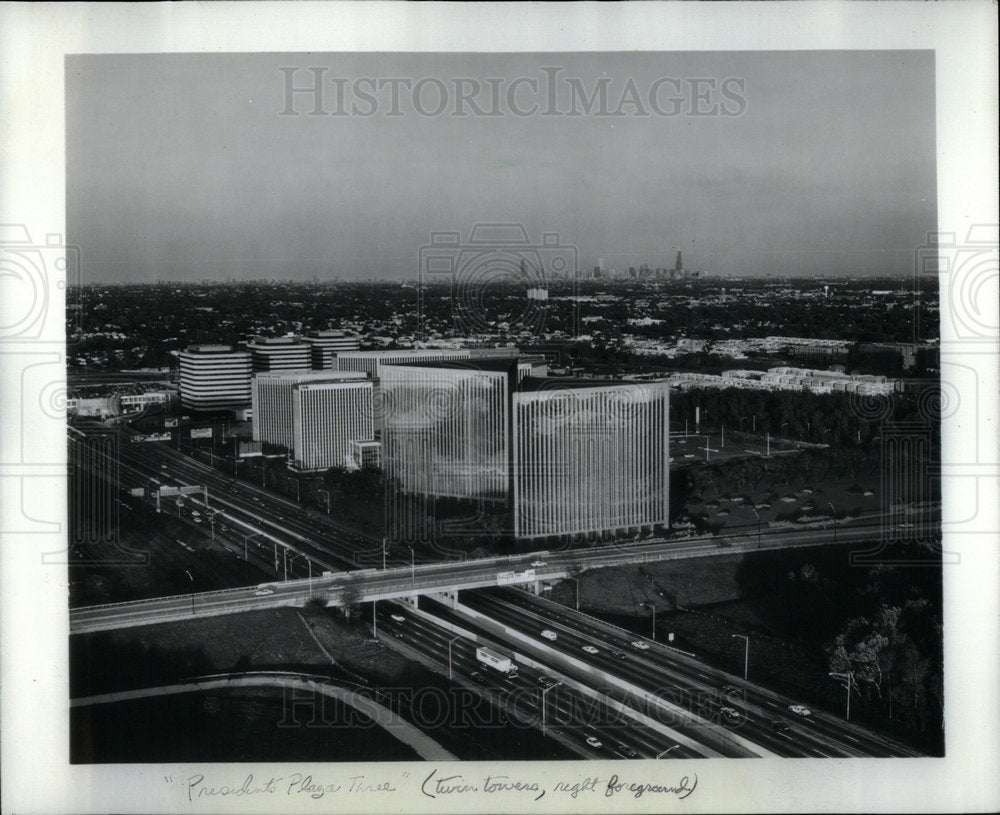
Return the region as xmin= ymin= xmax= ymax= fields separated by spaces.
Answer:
xmin=182 ymin=344 xmax=244 ymax=354
xmin=517 ymin=375 xmax=669 ymax=392
xmin=383 ymin=357 xmax=521 ymax=374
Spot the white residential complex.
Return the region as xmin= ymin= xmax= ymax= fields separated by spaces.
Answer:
xmin=667 ymin=367 xmax=897 ymax=395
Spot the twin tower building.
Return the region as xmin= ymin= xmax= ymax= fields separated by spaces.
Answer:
xmin=178 ymin=335 xmax=669 ymax=541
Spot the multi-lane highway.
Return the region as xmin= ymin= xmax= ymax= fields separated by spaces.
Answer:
xmin=437 ymin=587 xmax=919 ymax=758
xmin=372 ymin=601 xmax=706 ymax=760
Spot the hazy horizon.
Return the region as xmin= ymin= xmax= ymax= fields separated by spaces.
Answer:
xmin=67 ymin=51 xmax=937 ymax=283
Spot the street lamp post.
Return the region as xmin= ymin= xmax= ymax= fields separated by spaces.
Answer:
xmin=656 ymin=745 xmax=679 ymax=758
xmin=750 ymin=507 xmax=761 ymax=549
xmin=731 ymin=634 xmax=749 ymax=679
xmin=448 ymin=635 xmax=461 ymax=680
xmin=566 ymin=576 xmax=579 ymax=610
xmin=640 ymin=602 xmax=657 ymax=641
xmin=407 ymin=546 xmax=415 ymax=587
xmin=372 ymin=601 xmax=378 ymax=640
xmin=318 ymin=489 xmax=331 ymax=515
xmin=382 ymin=538 xmax=388 ymax=571
xmin=828 ymin=501 xmax=838 ymax=542
xmin=541 ymin=682 xmax=562 ymax=736
xmin=829 ymin=671 xmax=853 ymax=721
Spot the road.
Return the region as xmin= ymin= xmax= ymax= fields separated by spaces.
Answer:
xmin=372 ymin=602 xmax=705 ymax=760
xmin=442 ymin=587 xmax=919 ymax=758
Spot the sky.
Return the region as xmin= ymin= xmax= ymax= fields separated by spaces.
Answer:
xmin=67 ymin=51 xmax=937 ymax=282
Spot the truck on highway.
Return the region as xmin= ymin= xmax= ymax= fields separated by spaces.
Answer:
xmin=476 ymin=646 xmax=518 ymax=676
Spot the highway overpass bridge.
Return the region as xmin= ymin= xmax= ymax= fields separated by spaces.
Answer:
xmin=70 ymin=522 xmax=891 ymax=634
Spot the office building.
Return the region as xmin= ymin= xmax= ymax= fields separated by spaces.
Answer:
xmin=512 ymin=377 xmax=670 ymax=539
xmin=303 ymin=330 xmax=361 ymax=370
xmin=292 ymin=378 xmax=375 ymax=472
xmin=381 ymin=357 xmax=669 ymax=540
xmin=252 ymin=371 xmax=367 ymax=450
xmin=380 ymin=358 xmax=517 ymax=500
xmin=246 ymin=335 xmax=312 ymax=373
xmin=333 ymin=347 xmax=517 ymax=380
xmin=178 ymin=345 xmax=252 ymax=412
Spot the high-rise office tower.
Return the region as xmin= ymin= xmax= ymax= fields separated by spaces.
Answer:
xmin=380 ymin=358 xmax=518 ymax=500
xmin=512 ymin=377 xmax=669 ymax=539
xmin=178 ymin=345 xmax=252 ymax=412
xmin=246 ymin=335 xmax=312 ymax=373
xmin=251 ymin=370 xmax=367 ymax=449
xmin=381 ymin=358 xmax=670 ymax=540
xmin=303 ymin=330 xmax=361 ymax=370
xmin=291 ymin=378 xmax=375 ymax=472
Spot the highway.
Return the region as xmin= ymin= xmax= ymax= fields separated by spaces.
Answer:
xmin=442 ymin=587 xmax=919 ymax=758
xmin=372 ymin=601 xmax=706 ymax=760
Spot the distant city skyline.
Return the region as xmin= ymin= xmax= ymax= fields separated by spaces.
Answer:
xmin=67 ymin=51 xmax=936 ymax=283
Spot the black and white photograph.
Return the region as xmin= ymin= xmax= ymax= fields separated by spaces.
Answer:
xmin=1 ymin=3 xmax=998 ymax=814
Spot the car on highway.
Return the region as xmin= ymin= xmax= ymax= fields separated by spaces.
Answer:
xmin=720 ymin=706 xmax=742 ymax=721
xmin=253 ymin=588 xmax=274 ymax=596
xmin=788 ymin=704 xmax=812 ymax=717
xmin=770 ymin=720 xmax=791 ymax=733
xmin=585 ymin=735 xmax=603 ymax=749
xmin=581 ymin=645 xmax=599 ymax=655
xmin=536 ymin=676 xmax=557 ymax=689
xmin=390 ymin=614 xmax=406 ymax=623
xmin=470 ymin=671 xmax=488 ymax=685
xmin=630 ymin=640 xmax=650 ymax=650
xmin=530 ymin=560 xmax=547 ymax=568
xmin=614 ymin=743 xmax=639 ymax=759
xmin=611 ymin=649 xmax=628 ymax=661
xmin=193 ymin=517 xmax=203 ymax=524
xmin=540 ymin=629 xmax=558 ymax=641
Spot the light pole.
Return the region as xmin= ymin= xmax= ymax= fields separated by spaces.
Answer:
xmin=372 ymin=601 xmax=378 ymax=640
xmin=731 ymin=634 xmax=749 ymax=680
xmin=656 ymin=745 xmax=679 ymax=758
xmin=287 ymin=551 xmax=312 ymax=594
xmin=828 ymin=501 xmax=838 ymax=542
xmin=448 ymin=635 xmax=461 ymax=680
xmin=640 ymin=602 xmax=657 ymax=641
xmin=407 ymin=546 xmax=415 ymax=587
xmin=382 ymin=538 xmax=388 ymax=571
xmin=750 ymin=507 xmax=761 ymax=549
xmin=829 ymin=671 xmax=853 ymax=721
xmin=567 ymin=576 xmax=579 ymax=610
xmin=541 ymin=682 xmax=562 ymax=736
xmin=318 ymin=489 xmax=331 ymax=515
xmin=242 ymin=531 xmax=259 ymax=562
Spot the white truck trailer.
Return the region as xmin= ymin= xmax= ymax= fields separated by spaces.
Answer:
xmin=476 ymin=646 xmax=518 ymax=676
